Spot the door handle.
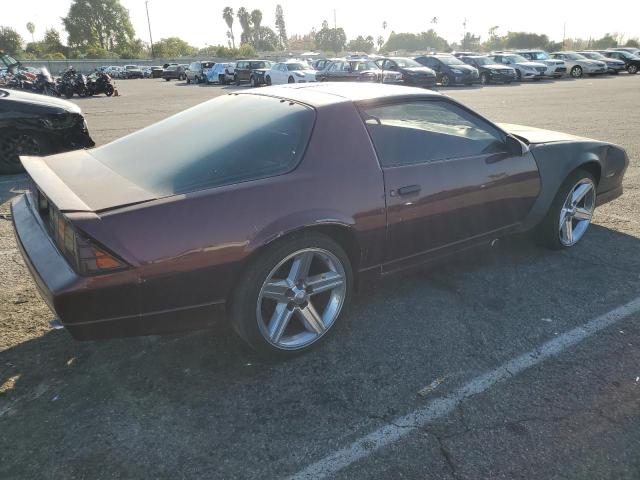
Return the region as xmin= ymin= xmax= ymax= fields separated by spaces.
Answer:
xmin=395 ymin=185 xmax=421 ymax=197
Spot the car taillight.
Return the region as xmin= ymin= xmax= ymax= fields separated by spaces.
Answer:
xmin=48 ymin=207 xmax=127 ymax=276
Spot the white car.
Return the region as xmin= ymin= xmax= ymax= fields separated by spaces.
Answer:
xmin=513 ymin=50 xmax=567 ymax=77
xmin=265 ymin=61 xmax=316 ymax=85
xmin=105 ymin=66 xmax=125 ymax=79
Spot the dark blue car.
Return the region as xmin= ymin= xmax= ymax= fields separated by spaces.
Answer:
xmin=414 ymin=54 xmax=479 ymax=86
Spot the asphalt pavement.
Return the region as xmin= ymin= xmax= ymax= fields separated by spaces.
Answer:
xmin=1 ymin=75 xmax=639 ymax=479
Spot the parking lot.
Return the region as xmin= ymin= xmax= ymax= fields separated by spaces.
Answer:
xmin=1 ymin=76 xmax=639 ymax=479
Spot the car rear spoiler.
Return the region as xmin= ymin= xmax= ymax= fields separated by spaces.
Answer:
xmin=21 ymin=150 xmax=156 ymax=213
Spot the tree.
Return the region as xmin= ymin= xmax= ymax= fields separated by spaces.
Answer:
xmin=503 ymin=32 xmax=550 ymax=49
xmin=626 ymin=38 xmax=640 ymax=48
xmin=460 ymin=32 xmax=481 ymax=51
xmin=591 ymin=33 xmax=617 ymax=49
xmin=376 ymin=36 xmax=384 ymax=51
xmin=484 ymin=26 xmax=503 ymax=51
xmin=275 ymin=5 xmax=287 ymax=50
xmin=315 ymin=23 xmax=346 ymax=54
xmin=237 ymin=7 xmax=251 ymax=44
xmin=382 ymin=30 xmax=449 ymax=53
xmin=288 ymin=33 xmax=316 ymax=51
xmin=250 ymin=9 xmax=262 ymax=46
xmin=62 ymin=0 xmax=135 ymax=52
xmin=223 ymin=7 xmax=235 ymax=49
xmin=26 ymin=22 xmax=35 ymax=43
xmin=0 ymin=27 xmax=24 ymax=56
xmin=152 ymin=37 xmax=197 ymax=57
xmin=347 ymin=35 xmax=375 ymax=53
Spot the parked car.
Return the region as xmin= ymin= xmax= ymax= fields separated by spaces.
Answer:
xmin=413 ymin=54 xmax=479 ymax=86
xmin=488 ymin=53 xmax=546 ymax=81
xmin=316 ymin=59 xmax=402 ymax=83
xmin=150 ymin=66 xmax=164 ymax=78
xmin=0 ymin=88 xmax=94 ymax=174
xmin=608 ymin=47 xmax=640 ymax=57
xmin=265 ymin=61 xmax=316 ymax=85
xmin=549 ymin=52 xmax=607 ymax=78
xmin=511 ymin=50 xmax=566 ymax=77
xmin=249 ymin=63 xmax=274 ymax=87
xmin=12 ymin=83 xmax=628 ymax=355
xmin=162 ymin=64 xmax=187 ymax=81
xmin=579 ymin=51 xmax=626 ymax=74
xmin=206 ymin=63 xmax=232 ymax=84
xmin=452 ymin=51 xmax=481 ymax=58
xmin=233 ymin=60 xmax=272 ymax=85
xmin=601 ymin=50 xmax=640 ymax=74
xmin=375 ymin=57 xmax=437 ymax=88
xmin=459 ymin=56 xmax=517 ymax=84
xmin=186 ymin=61 xmax=215 ymax=84
xmin=312 ymin=58 xmax=334 ymax=71
xmin=123 ymin=65 xmax=143 ymax=79
xmin=105 ymin=66 xmax=125 ymax=79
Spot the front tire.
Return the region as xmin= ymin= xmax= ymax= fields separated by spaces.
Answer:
xmin=440 ymin=74 xmax=452 ymax=86
xmin=266 ymin=75 xmax=272 ymax=86
xmin=628 ymin=64 xmax=638 ymax=74
xmin=480 ymin=72 xmax=490 ymax=85
xmin=288 ymin=76 xmax=295 ymax=84
xmin=231 ymin=232 xmax=352 ymax=356
xmin=534 ymin=169 xmax=596 ymax=250
xmin=570 ymin=66 xmax=583 ymax=78
xmin=0 ymin=130 xmax=47 ymax=174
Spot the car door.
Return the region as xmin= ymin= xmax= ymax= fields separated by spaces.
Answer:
xmin=325 ymin=61 xmax=343 ymax=81
xmin=424 ymin=57 xmax=443 ymax=81
xmin=359 ymin=98 xmax=541 ymax=272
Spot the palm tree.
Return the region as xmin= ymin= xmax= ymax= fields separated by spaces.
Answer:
xmin=251 ymin=9 xmax=263 ymax=47
xmin=237 ymin=7 xmax=251 ymax=44
xmin=26 ymin=22 xmax=35 ymax=43
xmin=382 ymin=21 xmax=387 ymax=31
xmin=223 ymin=7 xmax=235 ymax=49
xmin=431 ymin=17 xmax=438 ymax=25
xmin=377 ymin=35 xmax=384 ymax=51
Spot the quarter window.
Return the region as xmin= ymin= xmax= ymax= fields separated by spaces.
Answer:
xmin=361 ymin=100 xmax=507 ymax=167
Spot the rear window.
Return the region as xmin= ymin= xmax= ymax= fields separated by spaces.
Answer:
xmin=92 ymin=94 xmax=315 ymax=196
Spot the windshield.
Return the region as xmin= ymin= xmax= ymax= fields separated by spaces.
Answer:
xmin=126 ymin=66 xmax=137 ymax=69
xmin=392 ymin=58 xmax=422 ymax=68
xmin=505 ymin=54 xmax=528 ymax=63
xmin=582 ymin=52 xmax=605 ymax=60
xmin=469 ymin=57 xmax=497 ymax=66
xmin=287 ymin=63 xmax=310 ymax=71
xmin=92 ymin=94 xmax=315 ymax=196
xmin=616 ymin=51 xmax=637 ymax=59
xmin=527 ymin=51 xmax=550 ymax=60
xmin=352 ymin=61 xmax=379 ymax=71
xmin=565 ymin=53 xmax=587 ymax=60
xmin=438 ymin=56 xmax=464 ymax=65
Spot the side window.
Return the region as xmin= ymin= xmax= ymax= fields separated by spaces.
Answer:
xmin=361 ymin=100 xmax=508 ymax=168
xmin=426 ymin=58 xmax=438 ymax=68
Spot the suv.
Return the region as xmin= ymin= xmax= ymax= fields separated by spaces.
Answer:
xmin=162 ymin=64 xmax=187 ymax=81
xmin=123 ymin=65 xmax=143 ymax=79
xmin=414 ymin=54 xmax=479 ymax=86
xmin=512 ymin=50 xmax=566 ymax=77
xmin=186 ymin=61 xmax=215 ymax=84
xmin=233 ymin=60 xmax=272 ymax=86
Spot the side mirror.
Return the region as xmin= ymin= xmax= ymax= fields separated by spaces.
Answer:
xmin=506 ymin=135 xmax=525 ymax=156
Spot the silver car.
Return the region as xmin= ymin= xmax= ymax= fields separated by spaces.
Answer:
xmin=550 ymin=52 xmax=607 ymax=78
xmin=580 ymin=51 xmax=626 ymax=74
xmin=490 ymin=53 xmax=547 ymax=81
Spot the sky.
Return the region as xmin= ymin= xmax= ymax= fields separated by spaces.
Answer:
xmin=6 ymin=0 xmax=640 ymax=49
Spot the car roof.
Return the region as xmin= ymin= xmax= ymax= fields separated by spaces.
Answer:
xmin=242 ymin=83 xmax=441 ymax=108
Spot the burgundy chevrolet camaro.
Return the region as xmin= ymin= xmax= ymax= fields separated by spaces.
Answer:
xmin=12 ymin=83 xmax=628 ymax=355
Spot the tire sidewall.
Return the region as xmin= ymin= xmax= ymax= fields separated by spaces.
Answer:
xmin=231 ymin=232 xmax=353 ymax=356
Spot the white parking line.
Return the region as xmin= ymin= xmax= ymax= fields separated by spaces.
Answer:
xmin=289 ymin=297 xmax=640 ymax=480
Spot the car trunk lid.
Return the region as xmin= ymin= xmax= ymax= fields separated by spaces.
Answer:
xmin=22 ymin=150 xmax=156 ymax=213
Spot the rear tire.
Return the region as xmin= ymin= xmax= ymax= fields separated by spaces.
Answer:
xmin=288 ymin=76 xmax=295 ymax=84
xmin=231 ymin=232 xmax=352 ymax=356
xmin=480 ymin=72 xmax=490 ymax=85
xmin=570 ymin=66 xmax=583 ymax=78
xmin=235 ymin=75 xmax=240 ymax=86
xmin=534 ymin=169 xmax=596 ymax=250
xmin=266 ymin=75 xmax=272 ymax=86
xmin=440 ymin=74 xmax=452 ymax=86
xmin=628 ymin=65 xmax=638 ymax=74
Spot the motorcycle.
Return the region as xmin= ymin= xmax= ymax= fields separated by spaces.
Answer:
xmin=60 ymin=69 xmax=88 ymax=98
xmin=87 ymin=71 xmax=115 ymax=96
xmin=32 ymin=68 xmax=58 ymax=96
xmin=2 ymin=67 xmax=58 ymax=96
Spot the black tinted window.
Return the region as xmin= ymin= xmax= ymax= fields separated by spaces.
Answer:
xmin=361 ymin=100 xmax=506 ymax=167
xmin=93 ymin=95 xmax=315 ymax=195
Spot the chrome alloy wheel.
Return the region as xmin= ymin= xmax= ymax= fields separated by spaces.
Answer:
xmin=257 ymin=248 xmax=347 ymax=350
xmin=559 ymin=178 xmax=596 ymax=246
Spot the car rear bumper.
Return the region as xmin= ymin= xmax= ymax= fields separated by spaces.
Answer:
xmin=11 ymin=194 xmax=220 ymax=340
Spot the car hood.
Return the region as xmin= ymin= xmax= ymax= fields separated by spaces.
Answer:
xmin=515 ymin=61 xmax=547 ymax=69
xmin=1 ymin=88 xmax=81 ymax=114
xmin=482 ymin=64 xmax=514 ymax=71
xmin=498 ymin=123 xmax=586 ymax=145
xmin=22 ymin=150 xmax=156 ymax=213
xmin=448 ymin=64 xmax=477 ymax=73
xmin=401 ymin=67 xmax=436 ymax=76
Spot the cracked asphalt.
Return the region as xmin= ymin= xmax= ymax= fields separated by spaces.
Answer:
xmin=1 ymin=75 xmax=639 ymax=479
